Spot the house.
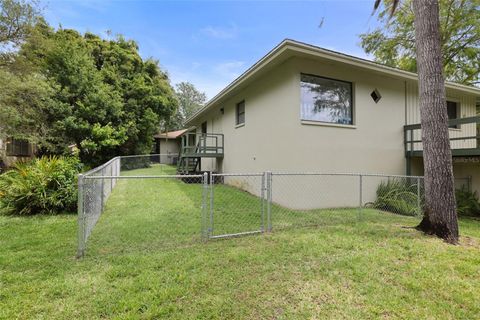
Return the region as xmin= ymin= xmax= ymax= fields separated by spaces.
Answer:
xmin=0 ymin=138 xmax=35 ymax=169
xmin=178 ymin=39 xmax=480 ymax=196
xmin=152 ymin=129 xmax=187 ymax=164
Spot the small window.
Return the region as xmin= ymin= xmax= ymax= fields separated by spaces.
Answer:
xmin=236 ymin=100 xmax=245 ymax=126
xmin=370 ymin=89 xmax=382 ymax=103
xmin=6 ymin=138 xmax=30 ymax=157
xmin=201 ymin=121 xmax=207 ymax=134
xmin=447 ymin=100 xmax=459 ymax=128
xmin=300 ymin=74 xmax=353 ymax=125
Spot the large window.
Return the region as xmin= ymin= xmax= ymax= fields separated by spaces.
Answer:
xmin=236 ymin=100 xmax=245 ymax=126
xmin=300 ymin=74 xmax=353 ymax=125
xmin=6 ymin=138 xmax=30 ymax=157
xmin=447 ymin=100 xmax=459 ymax=128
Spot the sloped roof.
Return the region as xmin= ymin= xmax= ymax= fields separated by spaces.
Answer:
xmin=154 ymin=129 xmax=187 ymax=139
xmin=186 ymin=39 xmax=480 ymax=125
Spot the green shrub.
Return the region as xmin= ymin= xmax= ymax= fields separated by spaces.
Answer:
xmin=455 ymin=186 xmax=480 ymax=217
xmin=368 ymin=179 xmax=421 ymax=216
xmin=0 ymin=156 xmax=82 ymax=215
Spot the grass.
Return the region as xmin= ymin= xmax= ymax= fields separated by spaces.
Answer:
xmin=1 ymin=165 xmax=480 ymax=319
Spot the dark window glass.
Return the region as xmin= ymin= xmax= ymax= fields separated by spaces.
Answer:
xmin=201 ymin=122 xmax=207 ymax=134
xmin=447 ymin=101 xmax=459 ymax=128
xmin=301 ymin=74 xmax=353 ymax=125
xmin=370 ymin=89 xmax=381 ymax=103
xmin=236 ymin=100 xmax=245 ymax=125
xmin=6 ymin=138 xmax=30 ymax=156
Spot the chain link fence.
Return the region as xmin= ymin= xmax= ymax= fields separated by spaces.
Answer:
xmin=77 ymin=155 xmax=425 ymax=257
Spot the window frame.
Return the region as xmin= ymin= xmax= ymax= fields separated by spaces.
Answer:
xmin=446 ymin=99 xmax=460 ymax=129
xmin=235 ymin=100 xmax=245 ymax=126
xmin=300 ymin=73 xmax=354 ymax=126
xmin=6 ymin=138 xmax=30 ymax=157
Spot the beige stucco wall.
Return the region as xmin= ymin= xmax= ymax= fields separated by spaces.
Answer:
xmin=196 ymin=56 xmax=408 ymax=175
xmin=159 ymin=138 xmax=180 ymax=155
xmin=192 ymin=56 xmax=479 ymax=209
xmin=157 ymin=138 xmax=180 ymax=164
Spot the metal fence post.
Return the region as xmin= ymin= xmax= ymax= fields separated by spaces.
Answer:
xmin=76 ymin=174 xmax=85 ymax=258
xmin=266 ymin=171 xmax=272 ymax=232
xmin=201 ymin=172 xmax=209 ymax=241
xmin=209 ymin=173 xmax=214 ymax=238
xmin=417 ymin=177 xmax=421 ymax=215
xmin=261 ymin=172 xmax=266 ymax=232
xmin=358 ymin=174 xmax=363 ymax=221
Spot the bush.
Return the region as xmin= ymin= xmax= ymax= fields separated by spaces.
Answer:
xmin=0 ymin=156 xmax=82 ymax=215
xmin=455 ymin=186 xmax=480 ymax=217
xmin=368 ymin=179 xmax=421 ymax=216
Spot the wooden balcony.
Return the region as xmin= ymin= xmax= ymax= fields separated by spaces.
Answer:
xmin=177 ymin=132 xmax=224 ymax=174
xmin=180 ymin=132 xmax=224 ymax=158
xmin=404 ymin=116 xmax=480 ymax=158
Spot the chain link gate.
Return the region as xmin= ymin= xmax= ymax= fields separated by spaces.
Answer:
xmin=206 ymin=173 xmax=271 ymax=239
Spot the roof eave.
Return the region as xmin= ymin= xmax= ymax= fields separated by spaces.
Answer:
xmin=186 ymin=39 xmax=480 ymax=125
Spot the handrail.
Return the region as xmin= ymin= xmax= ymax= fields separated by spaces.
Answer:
xmin=404 ymin=116 xmax=480 ymax=131
xmin=179 ymin=132 xmax=224 ymax=158
xmin=404 ymin=116 xmax=480 ymax=155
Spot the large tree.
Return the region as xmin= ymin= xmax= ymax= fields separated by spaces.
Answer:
xmin=168 ymin=81 xmax=207 ymax=130
xmin=363 ymin=0 xmax=480 ymax=86
xmin=0 ymin=0 xmax=39 ymax=63
xmin=5 ymin=22 xmax=177 ymax=166
xmin=373 ymin=0 xmax=459 ymax=243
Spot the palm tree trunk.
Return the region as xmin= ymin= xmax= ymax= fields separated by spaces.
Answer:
xmin=413 ymin=0 xmax=458 ymax=243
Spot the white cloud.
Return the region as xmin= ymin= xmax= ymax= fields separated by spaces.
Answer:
xmin=200 ymin=24 xmax=238 ymax=39
xmin=167 ymin=60 xmax=246 ymax=100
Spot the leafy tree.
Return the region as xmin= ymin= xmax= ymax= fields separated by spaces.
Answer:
xmin=8 ymin=23 xmax=177 ymax=166
xmin=373 ymin=0 xmax=458 ymax=243
xmin=0 ymin=0 xmax=39 ymax=63
xmin=362 ymin=0 xmax=480 ymax=85
xmin=169 ymin=81 xmax=206 ymax=129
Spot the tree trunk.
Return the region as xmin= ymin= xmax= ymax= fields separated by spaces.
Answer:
xmin=413 ymin=0 xmax=458 ymax=243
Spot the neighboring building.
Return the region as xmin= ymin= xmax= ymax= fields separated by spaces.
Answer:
xmin=180 ymin=39 xmax=480 ymax=195
xmin=153 ymin=129 xmax=187 ymax=164
xmin=0 ymin=138 xmax=35 ymax=168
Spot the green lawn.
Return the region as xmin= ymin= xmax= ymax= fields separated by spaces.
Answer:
xmin=1 ymin=165 xmax=480 ymax=319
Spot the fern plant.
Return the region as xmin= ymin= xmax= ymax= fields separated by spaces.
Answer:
xmin=0 ymin=156 xmax=82 ymax=215
xmin=455 ymin=186 xmax=480 ymax=217
xmin=369 ymin=179 xmax=421 ymax=216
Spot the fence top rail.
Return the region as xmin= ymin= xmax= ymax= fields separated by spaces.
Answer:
xmin=212 ymin=173 xmax=264 ymax=177
xmin=270 ymin=172 xmax=424 ymax=179
xmin=119 ymin=153 xmax=173 ymax=159
xmin=83 ymin=174 xmax=203 ymax=180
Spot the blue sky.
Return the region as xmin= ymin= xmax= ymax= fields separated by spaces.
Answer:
xmin=42 ymin=0 xmax=381 ymax=99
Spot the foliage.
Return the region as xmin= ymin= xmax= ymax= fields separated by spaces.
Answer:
xmin=0 ymin=68 xmax=55 ymax=146
xmin=1 ymin=23 xmax=178 ymax=166
xmin=168 ymin=81 xmax=206 ymax=129
xmin=361 ymin=0 xmax=480 ymax=85
xmin=0 ymin=156 xmax=82 ymax=215
xmin=369 ymin=179 xmax=421 ymax=216
xmin=2 ymin=165 xmax=480 ymax=318
xmin=455 ymin=185 xmax=480 ymax=217
xmin=0 ymin=0 xmax=40 ymax=54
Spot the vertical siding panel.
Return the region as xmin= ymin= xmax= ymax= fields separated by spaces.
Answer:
xmin=406 ymin=83 xmax=477 ymax=151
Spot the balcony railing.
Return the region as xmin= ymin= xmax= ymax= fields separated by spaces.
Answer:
xmin=180 ymin=132 xmax=224 ymax=157
xmin=404 ymin=116 xmax=480 ymax=157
